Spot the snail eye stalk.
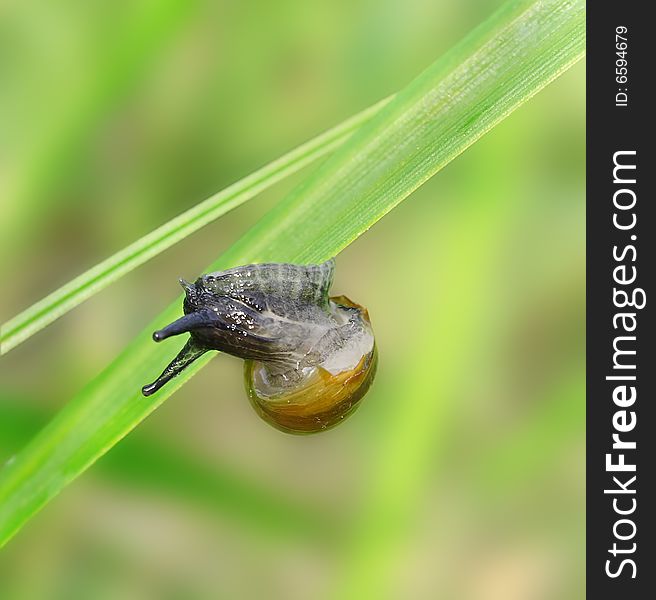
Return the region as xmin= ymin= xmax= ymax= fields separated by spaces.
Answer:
xmin=151 ymin=310 xmax=217 ymax=341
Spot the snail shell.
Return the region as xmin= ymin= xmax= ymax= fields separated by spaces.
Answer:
xmin=142 ymin=258 xmax=377 ymax=434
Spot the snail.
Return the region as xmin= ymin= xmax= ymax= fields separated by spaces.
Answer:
xmin=142 ymin=258 xmax=377 ymax=434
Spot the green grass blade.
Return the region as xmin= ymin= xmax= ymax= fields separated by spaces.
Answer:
xmin=0 ymin=98 xmax=391 ymax=354
xmin=0 ymin=0 xmax=585 ymax=547
xmin=0 ymin=398 xmax=335 ymax=540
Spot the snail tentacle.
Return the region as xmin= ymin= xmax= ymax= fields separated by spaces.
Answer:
xmin=152 ymin=310 xmax=220 ymax=341
xmin=142 ymin=339 xmax=207 ymax=396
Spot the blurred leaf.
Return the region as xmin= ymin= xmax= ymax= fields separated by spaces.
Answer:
xmin=473 ymin=373 xmax=585 ymax=494
xmin=332 ymin=126 xmax=585 ymax=598
xmin=1 ymin=98 xmax=390 ymax=354
xmin=333 ymin=193 xmax=510 ymax=600
xmin=1 ymin=0 xmax=200 ymax=254
xmin=0 ymin=0 xmax=585 ymax=547
xmin=0 ymin=397 xmax=335 ymax=540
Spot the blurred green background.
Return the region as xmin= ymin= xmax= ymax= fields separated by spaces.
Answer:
xmin=0 ymin=0 xmax=584 ymax=598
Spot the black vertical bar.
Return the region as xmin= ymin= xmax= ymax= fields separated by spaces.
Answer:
xmin=587 ymin=2 xmax=654 ymax=596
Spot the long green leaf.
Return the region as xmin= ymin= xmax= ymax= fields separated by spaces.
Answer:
xmin=0 ymin=398 xmax=335 ymax=540
xmin=0 ymin=98 xmax=390 ymax=354
xmin=0 ymin=0 xmax=585 ymax=547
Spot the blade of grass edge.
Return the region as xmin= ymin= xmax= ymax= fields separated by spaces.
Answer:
xmin=1 ymin=97 xmax=391 ymax=354
xmin=0 ymin=0 xmax=585 ymax=547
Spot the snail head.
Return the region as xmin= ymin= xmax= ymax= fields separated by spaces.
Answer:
xmin=142 ymin=278 xmax=288 ymax=397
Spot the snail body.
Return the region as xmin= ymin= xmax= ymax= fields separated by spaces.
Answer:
xmin=142 ymin=259 xmax=376 ymax=433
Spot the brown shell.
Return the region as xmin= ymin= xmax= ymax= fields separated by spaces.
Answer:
xmin=245 ymin=344 xmax=377 ymax=434
xmin=244 ymin=294 xmax=376 ymax=434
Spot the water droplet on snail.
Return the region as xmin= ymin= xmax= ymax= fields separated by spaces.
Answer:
xmin=142 ymin=258 xmax=377 ymax=434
